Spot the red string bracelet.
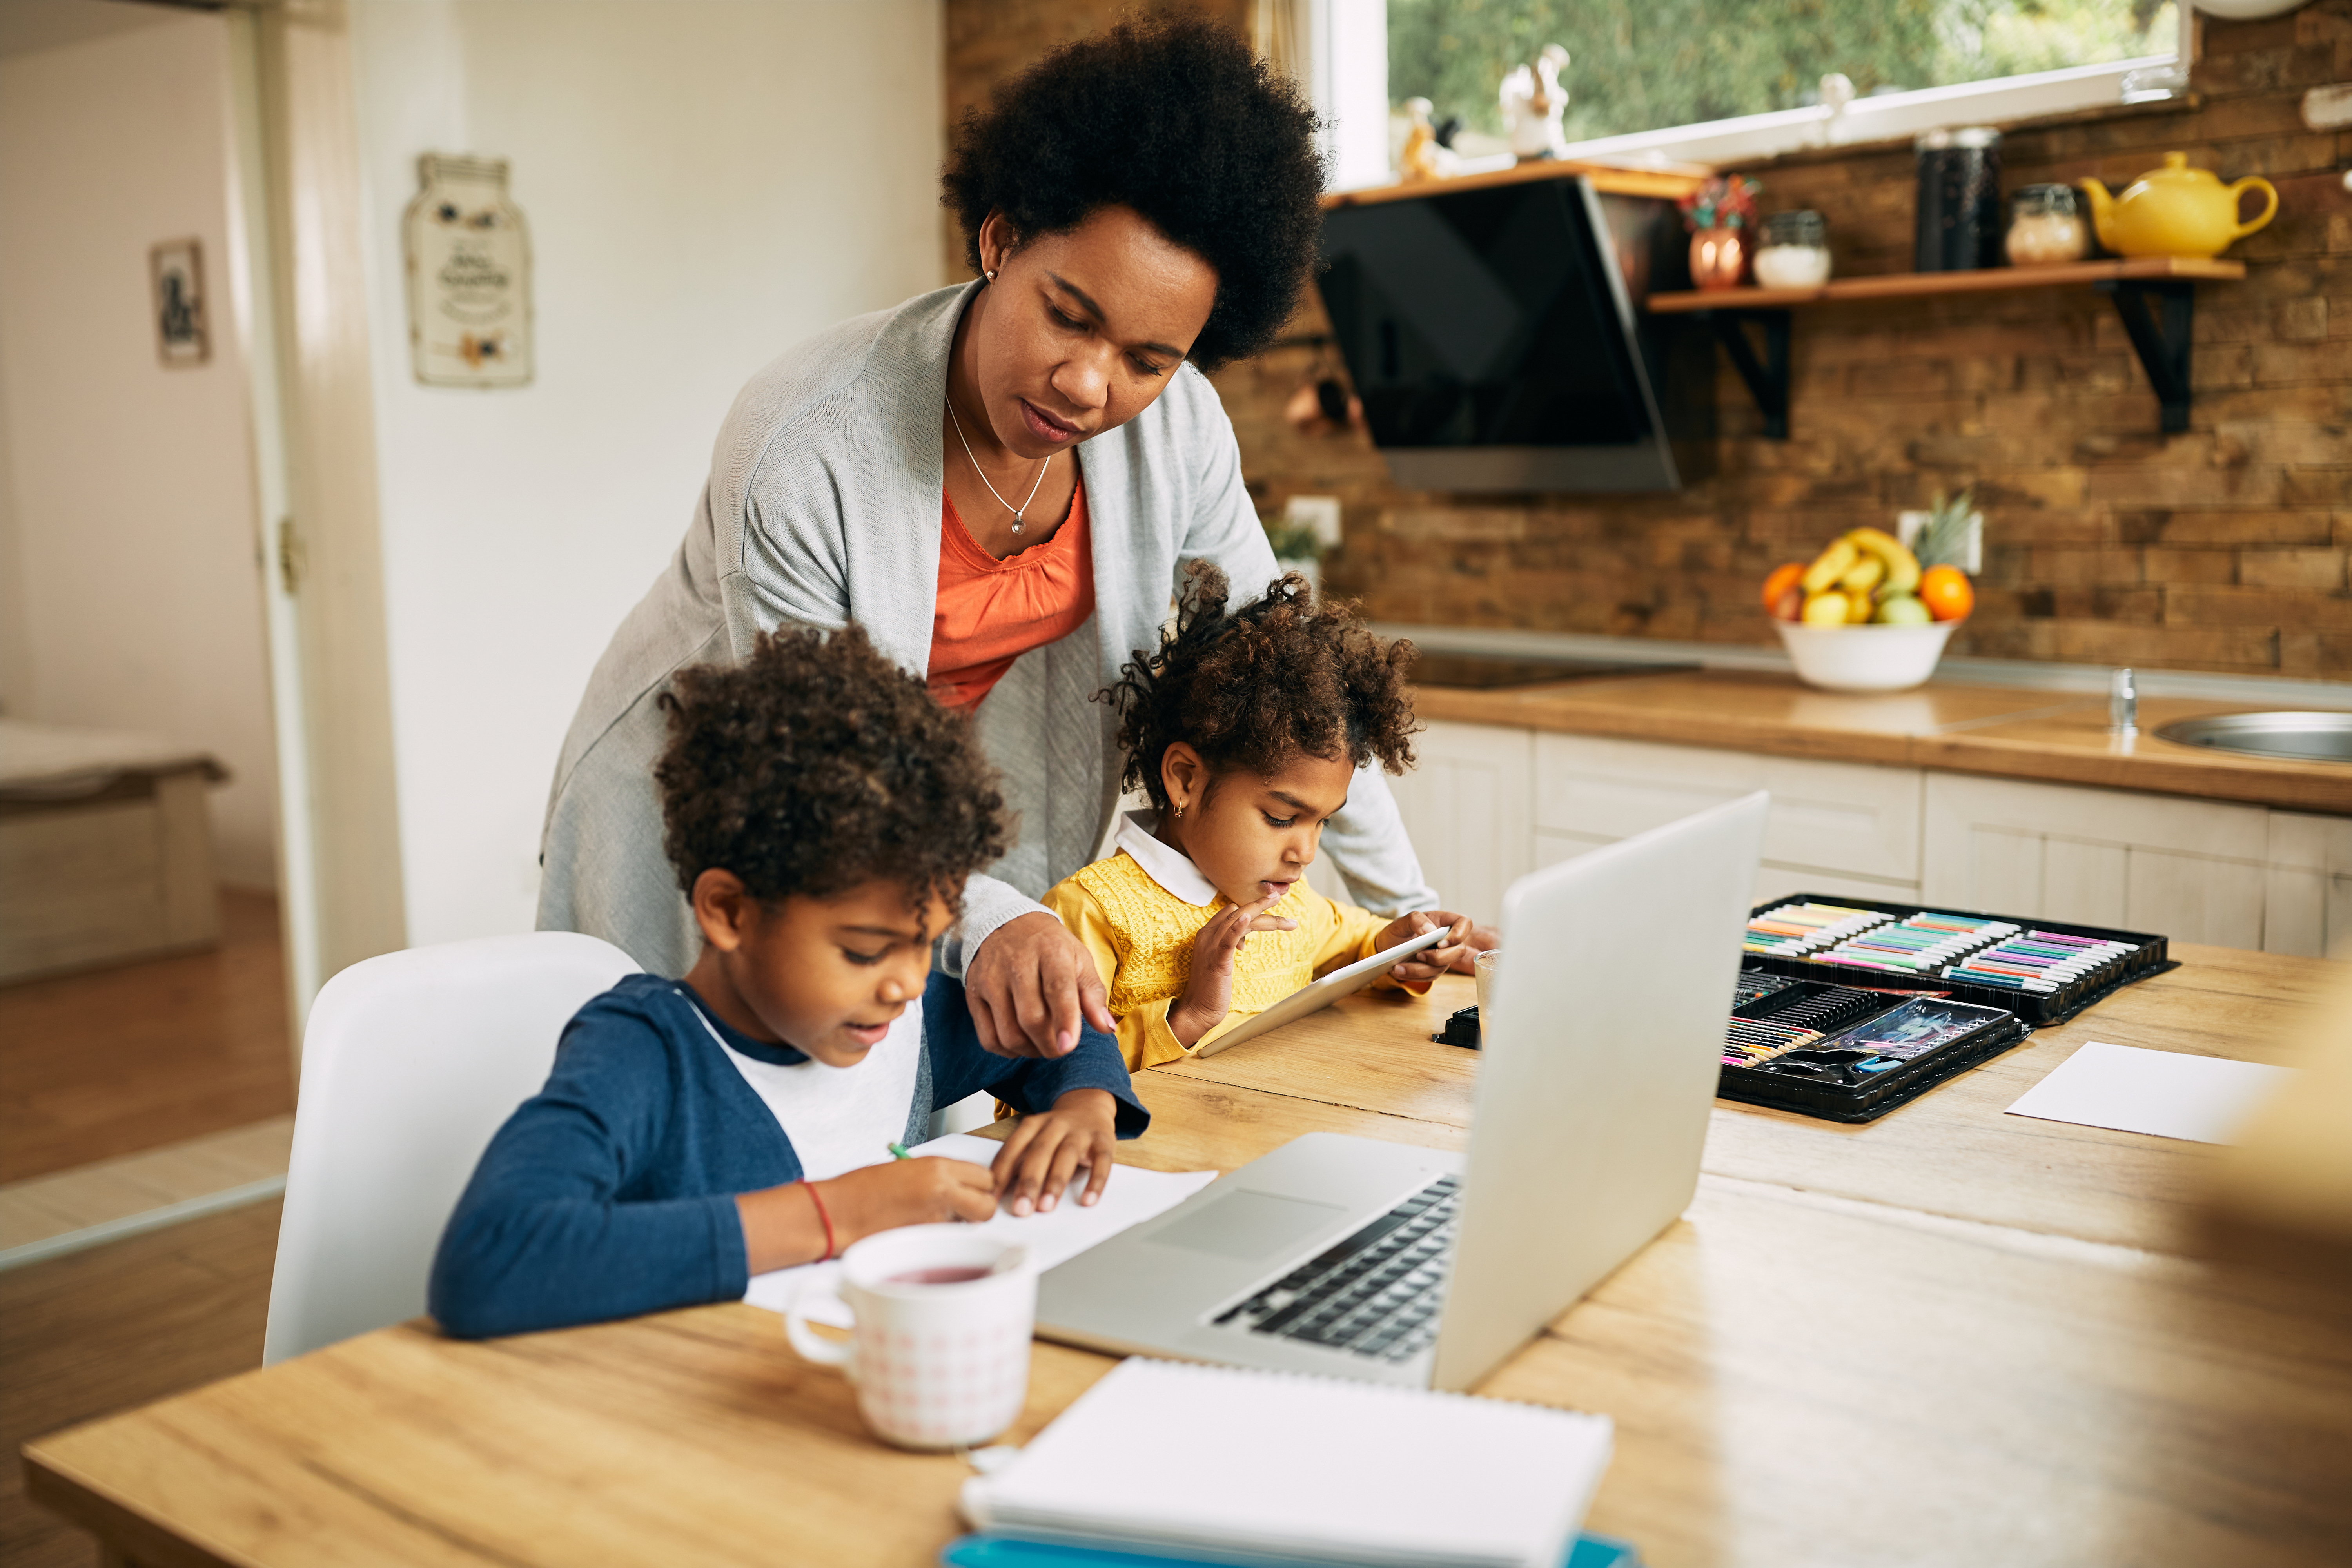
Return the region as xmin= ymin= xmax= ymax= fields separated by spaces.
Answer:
xmin=802 ymin=1181 xmax=838 ymax=1261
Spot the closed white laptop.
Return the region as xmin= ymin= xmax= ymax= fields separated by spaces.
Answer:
xmin=1036 ymin=791 xmax=1768 ymax=1392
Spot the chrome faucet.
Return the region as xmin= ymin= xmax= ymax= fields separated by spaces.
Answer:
xmin=2109 ymin=668 xmax=2138 ymax=735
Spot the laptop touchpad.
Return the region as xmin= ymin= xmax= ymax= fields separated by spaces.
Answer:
xmin=1149 ymin=1190 xmax=1346 ymax=1262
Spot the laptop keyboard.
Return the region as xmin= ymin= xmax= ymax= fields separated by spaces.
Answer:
xmin=1210 ymin=1174 xmax=1459 ymax=1362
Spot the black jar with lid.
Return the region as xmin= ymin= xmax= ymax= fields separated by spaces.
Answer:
xmin=1915 ymin=127 xmax=2002 ymax=271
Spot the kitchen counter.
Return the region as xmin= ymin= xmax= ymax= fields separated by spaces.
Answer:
xmin=1412 ymin=670 xmax=2352 ymax=815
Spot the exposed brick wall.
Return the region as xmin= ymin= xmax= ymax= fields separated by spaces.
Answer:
xmin=1214 ymin=3 xmax=2352 ymax=676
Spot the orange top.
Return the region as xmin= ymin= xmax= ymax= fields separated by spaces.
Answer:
xmin=926 ymin=481 xmax=1095 ymax=713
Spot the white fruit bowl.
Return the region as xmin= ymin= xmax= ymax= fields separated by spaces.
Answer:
xmin=1774 ymin=617 xmax=1961 ymax=693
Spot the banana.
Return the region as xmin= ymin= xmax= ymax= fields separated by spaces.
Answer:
xmin=1800 ymin=538 xmax=1860 ymax=595
xmin=1838 ymin=555 xmax=1885 ymax=596
xmin=1843 ymin=526 xmax=1921 ymax=594
xmin=1847 ymin=590 xmax=1875 ymax=623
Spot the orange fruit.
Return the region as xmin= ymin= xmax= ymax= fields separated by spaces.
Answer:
xmin=1919 ymin=565 xmax=1973 ymax=622
xmin=1760 ymin=562 xmax=1805 ymax=617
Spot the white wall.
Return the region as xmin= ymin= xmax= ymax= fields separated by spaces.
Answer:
xmin=345 ymin=0 xmax=946 ymax=944
xmin=0 ymin=11 xmax=282 ymax=888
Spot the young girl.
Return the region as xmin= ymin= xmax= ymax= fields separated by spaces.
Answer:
xmin=1044 ymin=567 xmax=1472 ymax=1070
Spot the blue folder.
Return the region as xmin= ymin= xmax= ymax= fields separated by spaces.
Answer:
xmin=943 ymin=1530 xmax=1641 ymax=1568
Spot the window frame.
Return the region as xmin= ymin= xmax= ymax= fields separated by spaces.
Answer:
xmin=1325 ymin=1 xmax=2191 ymax=191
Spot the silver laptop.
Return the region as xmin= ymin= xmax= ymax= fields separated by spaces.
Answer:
xmin=1037 ymin=791 xmax=1768 ymax=1392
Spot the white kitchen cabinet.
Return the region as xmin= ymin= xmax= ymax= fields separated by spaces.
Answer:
xmin=1384 ymin=719 xmax=1535 ymax=926
xmin=1530 ymin=733 xmax=1924 ymax=898
xmin=1921 ymin=773 xmax=2275 ymax=949
xmin=2264 ymin=811 xmax=2352 ymax=959
xmin=1385 ymin=713 xmax=2344 ymax=955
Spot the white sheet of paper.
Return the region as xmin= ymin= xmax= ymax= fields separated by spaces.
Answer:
xmin=744 ymin=1132 xmax=1217 ymax=1323
xmin=2003 ymin=1041 xmax=2291 ymax=1144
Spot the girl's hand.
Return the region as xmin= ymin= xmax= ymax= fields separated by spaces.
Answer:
xmin=1445 ymin=924 xmax=1503 ymax=974
xmin=1169 ymin=891 xmax=1297 ymax=1047
xmin=989 ymin=1088 xmax=1118 ymax=1216
xmin=1377 ymin=910 xmax=1474 ymax=987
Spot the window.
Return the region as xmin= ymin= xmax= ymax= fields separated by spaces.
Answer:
xmin=1323 ymin=0 xmax=2188 ymax=186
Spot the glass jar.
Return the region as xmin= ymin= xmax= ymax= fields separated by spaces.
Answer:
xmin=2004 ymin=183 xmax=2090 ymax=267
xmin=1915 ymin=127 xmax=2002 ymax=271
xmin=1753 ymin=210 xmax=1831 ymax=289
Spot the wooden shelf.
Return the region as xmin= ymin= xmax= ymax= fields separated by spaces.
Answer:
xmin=1643 ymin=256 xmax=2247 ymax=436
xmin=1323 ymin=157 xmax=1707 ymax=209
xmin=1644 ymin=255 xmax=2245 ymax=312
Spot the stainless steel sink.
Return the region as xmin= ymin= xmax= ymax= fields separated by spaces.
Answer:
xmin=2155 ymin=711 xmax=2352 ymax=763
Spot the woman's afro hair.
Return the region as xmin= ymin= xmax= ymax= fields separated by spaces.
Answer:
xmin=940 ymin=13 xmax=1326 ymax=373
xmin=1101 ymin=563 xmax=1418 ymax=811
xmin=655 ymin=624 xmax=1008 ymax=912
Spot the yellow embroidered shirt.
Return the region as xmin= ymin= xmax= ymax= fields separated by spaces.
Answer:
xmin=1042 ymin=822 xmax=1421 ymax=1071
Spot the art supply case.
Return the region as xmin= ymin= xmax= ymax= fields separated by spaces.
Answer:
xmin=1719 ymin=973 xmax=2029 ymax=1122
xmin=1741 ymin=893 xmax=2173 ymax=1025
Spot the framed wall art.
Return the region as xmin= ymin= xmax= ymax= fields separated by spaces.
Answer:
xmin=403 ymin=153 xmax=534 ymax=387
xmin=150 ymin=238 xmax=208 ymax=367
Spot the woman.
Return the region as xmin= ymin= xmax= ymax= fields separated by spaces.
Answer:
xmin=539 ymin=17 xmax=1441 ymax=1058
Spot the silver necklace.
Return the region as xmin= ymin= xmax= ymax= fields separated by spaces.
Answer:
xmin=946 ymin=396 xmax=1050 ymax=535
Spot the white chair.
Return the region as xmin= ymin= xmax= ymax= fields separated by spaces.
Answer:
xmin=263 ymin=931 xmax=639 ymax=1364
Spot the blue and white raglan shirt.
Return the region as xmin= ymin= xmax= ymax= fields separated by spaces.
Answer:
xmin=429 ymin=971 xmax=1145 ymax=1339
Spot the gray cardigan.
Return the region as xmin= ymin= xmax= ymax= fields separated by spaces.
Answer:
xmin=536 ymin=282 xmax=1435 ymax=980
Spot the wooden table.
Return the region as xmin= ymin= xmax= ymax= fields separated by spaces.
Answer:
xmin=25 ymin=949 xmax=2352 ymax=1567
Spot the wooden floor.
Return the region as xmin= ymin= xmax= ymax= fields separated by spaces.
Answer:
xmin=0 ymin=890 xmax=292 ymax=1183
xmin=0 ymin=1198 xmax=281 ymax=1568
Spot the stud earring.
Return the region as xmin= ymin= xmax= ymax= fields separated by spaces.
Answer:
xmin=984 ymin=268 xmax=997 ymax=282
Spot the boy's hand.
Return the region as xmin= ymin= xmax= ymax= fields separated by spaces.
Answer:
xmin=1377 ymin=910 xmax=1474 ymax=987
xmin=989 ymin=1088 xmax=1118 ymax=1216
xmin=736 ymin=1157 xmax=996 ymax=1273
xmin=825 ymin=1157 xmax=998 ymax=1245
xmin=1169 ymin=890 xmax=1298 ymax=1046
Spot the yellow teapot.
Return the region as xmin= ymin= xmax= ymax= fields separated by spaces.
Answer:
xmin=2078 ymin=152 xmax=2278 ymax=259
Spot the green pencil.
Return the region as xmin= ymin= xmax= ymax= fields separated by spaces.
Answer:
xmin=886 ymin=1142 xmax=911 ymax=1161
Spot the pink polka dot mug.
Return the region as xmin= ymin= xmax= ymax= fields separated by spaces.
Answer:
xmin=784 ymin=1224 xmax=1036 ymax=1450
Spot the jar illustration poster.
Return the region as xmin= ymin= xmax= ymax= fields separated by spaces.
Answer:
xmin=403 ymin=153 xmax=532 ymax=387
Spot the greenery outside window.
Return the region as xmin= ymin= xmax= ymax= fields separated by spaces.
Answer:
xmin=1337 ymin=0 xmax=2187 ymax=184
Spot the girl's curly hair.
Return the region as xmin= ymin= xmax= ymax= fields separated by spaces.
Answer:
xmin=655 ymin=624 xmax=1008 ymax=913
xmin=1102 ymin=564 xmax=1418 ymax=811
xmin=939 ymin=13 xmax=1325 ymax=373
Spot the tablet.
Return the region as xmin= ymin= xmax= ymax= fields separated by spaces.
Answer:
xmin=1191 ymin=924 xmax=1451 ymax=1059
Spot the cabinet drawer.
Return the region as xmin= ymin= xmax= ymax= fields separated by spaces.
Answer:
xmin=2265 ymin=811 xmax=2352 ymax=959
xmin=1532 ymin=733 xmax=1921 ymax=882
xmin=1535 ymin=829 xmax=1920 ymax=908
xmin=1388 ymin=720 xmax=1534 ymax=926
xmin=1922 ymin=774 xmax=2272 ymax=949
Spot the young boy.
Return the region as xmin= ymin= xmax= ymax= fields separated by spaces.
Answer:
xmin=431 ymin=625 xmax=1146 ymax=1339
xmin=1044 ymin=566 xmax=1472 ymax=1070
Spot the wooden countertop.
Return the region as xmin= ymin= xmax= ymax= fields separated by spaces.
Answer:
xmin=1414 ymin=670 xmax=2352 ymax=814
xmin=25 ymin=953 xmax=2352 ymax=1568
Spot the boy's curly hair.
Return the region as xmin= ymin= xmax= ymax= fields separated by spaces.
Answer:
xmin=1102 ymin=565 xmax=1418 ymax=812
xmin=939 ymin=13 xmax=1325 ymax=374
xmin=655 ymin=624 xmax=1007 ymax=913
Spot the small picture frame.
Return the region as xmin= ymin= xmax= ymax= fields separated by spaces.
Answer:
xmin=150 ymin=238 xmax=209 ymax=367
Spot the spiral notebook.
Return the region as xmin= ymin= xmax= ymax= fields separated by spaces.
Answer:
xmin=958 ymin=1358 xmax=1614 ymax=1568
